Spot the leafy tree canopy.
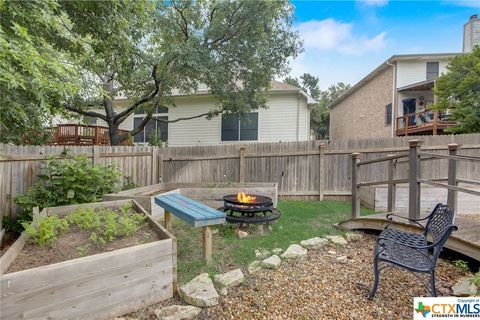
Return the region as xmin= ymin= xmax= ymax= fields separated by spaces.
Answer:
xmin=434 ymin=46 xmax=480 ymax=133
xmin=0 ymin=0 xmax=81 ymax=144
xmin=1 ymin=0 xmax=302 ymax=145
xmin=284 ymin=74 xmax=350 ymax=139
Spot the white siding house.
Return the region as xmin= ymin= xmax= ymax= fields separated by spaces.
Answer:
xmin=55 ymin=81 xmax=315 ymax=146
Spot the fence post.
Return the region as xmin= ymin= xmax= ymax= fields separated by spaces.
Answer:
xmin=151 ymin=147 xmax=158 ymax=185
xmin=447 ymin=143 xmax=461 ymax=211
xmin=319 ymin=143 xmax=325 ymax=201
xmin=158 ymin=153 xmax=164 ymax=183
xmin=92 ymin=146 xmax=100 ymax=166
xmin=387 ymin=155 xmax=396 ymax=213
xmin=408 ymin=139 xmax=423 ymax=220
xmin=239 ymin=147 xmax=246 ymax=183
xmin=351 ymin=152 xmax=361 ymax=219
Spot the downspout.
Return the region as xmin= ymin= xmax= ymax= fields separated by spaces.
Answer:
xmin=296 ymin=92 xmax=300 ymax=140
xmin=386 ymin=60 xmax=396 ymax=137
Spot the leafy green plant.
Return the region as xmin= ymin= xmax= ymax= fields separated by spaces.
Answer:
xmin=454 ymin=259 xmax=469 ymax=271
xmin=66 ymin=203 xmax=145 ymax=246
xmin=76 ymin=244 xmax=90 ymax=257
xmin=8 ymin=156 xmax=121 ymax=232
xmin=22 ymin=216 xmax=69 ymax=247
xmin=24 ymin=203 xmax=146 ymax=249
xmin=468 ymin=270 xmax=480 ymax=286
xmin=122 ymin=175 xmax=137 ymax=191
xmin=148 ymin=129 xmax=167 ymax=147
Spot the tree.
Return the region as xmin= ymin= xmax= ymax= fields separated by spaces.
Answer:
xmin=0 ymin=0 xmax=81 ymax=144
xmin=434 ymin=46 xmax=480 ymax=133
xmin=284 ymin=73 xmax=350 ymax=139
xmin=62 ymin=0 xmax=301 ymax=145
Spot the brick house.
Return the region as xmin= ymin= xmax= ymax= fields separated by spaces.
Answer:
xmin=328 ymin=15 xmax=479 ymax=140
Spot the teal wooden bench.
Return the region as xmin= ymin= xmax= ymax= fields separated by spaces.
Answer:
xmin=154 ymin=193 xmax=226 ymax=262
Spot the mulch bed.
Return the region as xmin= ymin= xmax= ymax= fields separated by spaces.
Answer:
xmin=124 ymin=234 xmax=466 ymax=320
xmin=7 ymin=224 xmax=159 ymax=273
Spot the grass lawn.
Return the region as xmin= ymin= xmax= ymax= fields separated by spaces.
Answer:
xmin=170 ymin=200 xmax=375 ymax=284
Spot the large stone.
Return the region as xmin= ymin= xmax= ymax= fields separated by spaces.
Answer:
xmin=261 ymin=255 xmax=282 ymax=269
xmin=346 ymin=232 xmax=363 ymax=242
xmin=235 ymin=229 xmax=248 ymax=238
xmin=214 ymin=269 xmax=244 ymax=289
xmin=255 ymin=248 xmax=270 ymax=259
xmin=248 ymin=260 xmax=263 ymax=274
xmin=178 ymin=273 xmax=219 ymax=307
xmin=281 ymin=244 xmax=308 ymax=259
xmin=326 ymin=235 xmax=348 ymax=247
xmin=154 ymin=305 xmax=201 ymax=320
xmin=452 ymin=278 xmax=478 ymax=297
xmin=336 ymin=256 xmax=348 ymax=264
xmin=300 ymin=237 xmax=328 ymax=250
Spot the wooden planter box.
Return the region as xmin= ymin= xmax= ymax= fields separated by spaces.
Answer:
xmin=104 ymin=182 xmax=278 ymax=218
xmin=0 ymin=200 xmax=176 ymax=320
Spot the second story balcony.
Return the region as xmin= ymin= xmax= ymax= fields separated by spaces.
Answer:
xmin=395 ymin=110 xmax=457 ymax=136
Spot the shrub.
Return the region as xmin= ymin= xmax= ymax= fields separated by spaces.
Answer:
xmin=8 ymin=156 xmax=121 ymax=231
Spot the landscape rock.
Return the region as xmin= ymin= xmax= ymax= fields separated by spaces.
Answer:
xmin=248 ymin=261 xmax=263 ymax=274
xmin=178 ymin=273 xmax=219 ymax=307
xmin=219 ymin=287 xmax=228 ymax=296
xmin=326 ymin=235 xmax=348 ymax=247
xmin=346 ymin=232 xmax=363 ymax=242
xmin=235 ymin=229 xmax=248 ymax=238
xmin=337 ymin=256 xmax=348 ymax=264
xmin=300 ymin=237 xmax=328 ymax=250
xmin=261 ymin=255 xmax=282 ymax=269
xmin=255 ymin=249 xmax=270 ymax=259
xmin=452 ymin=277 xmax=478 ymax=296
xmin=154 ymin=305 xmax=201 ymax=320
xmin=281 ymin=244 xmax=308 ymax=259
xmin=327 ymin=250 xmax=337 ymax=255
xmin=214 ymin=269 xmax=244 ymax=289
xmin=272 ymin=248 xmax=283 ymax=255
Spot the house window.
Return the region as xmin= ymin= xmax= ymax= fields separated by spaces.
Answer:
xmin=133 ymin=106 xmax=168 ymax=143
xmin=133 ymin=117 xmax=168 ymax=143
xmin=221 ymin=113 xmax=258 ymax=141
xmin=426 ymin=62 xmax=439 ymax=80
xmin=385 ymin=103 xmax=392 ymax=125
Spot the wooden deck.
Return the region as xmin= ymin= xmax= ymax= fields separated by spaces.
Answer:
xmin=336 ymin=212 xmax=480 ymax=262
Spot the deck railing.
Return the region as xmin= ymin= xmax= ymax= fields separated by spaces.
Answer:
xmin=351 ymin=140 xmax=480 ymax=220
xmin=47 ymin=124 xmax=132 ymax=146
xmin=395 ymin=110 xmax=456 ymax=136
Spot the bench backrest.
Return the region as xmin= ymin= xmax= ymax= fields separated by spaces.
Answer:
xmin=424 ymin=203 xmax=457 ymax=260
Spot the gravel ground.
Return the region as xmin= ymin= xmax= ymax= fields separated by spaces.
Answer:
xmin=200 ymin=234 xmax=466 ymax=320
xmin=126 ymin=234 xmax=466 ymax=320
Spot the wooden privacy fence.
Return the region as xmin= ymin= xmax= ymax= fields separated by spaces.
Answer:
xmin=1 ymin=134 xmax=480 ymax=220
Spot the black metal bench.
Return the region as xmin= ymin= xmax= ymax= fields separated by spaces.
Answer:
xmin=369 ymin=203 xmax=457 ymax=299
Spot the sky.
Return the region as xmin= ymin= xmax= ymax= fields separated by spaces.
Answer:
xmin=288 ymin=0 xmax=480 ymax=89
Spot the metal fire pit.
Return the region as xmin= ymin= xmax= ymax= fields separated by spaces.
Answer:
xmin=220 ymin=194 xmax=281 ymax=224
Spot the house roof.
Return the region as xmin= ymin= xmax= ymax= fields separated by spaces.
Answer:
xmin=168 ymin=80 xmax=317 ymax=104
xmin=398 ymin=78 xmax=436 ymax=92
xmin=327 ymin=52 xmax=460 ymax=109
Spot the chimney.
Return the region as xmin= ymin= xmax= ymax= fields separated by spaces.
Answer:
xmin=463 ymin=14 xmax=480 ymax=53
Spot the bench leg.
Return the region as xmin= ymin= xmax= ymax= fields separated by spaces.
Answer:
xmin=164 ymin=211 xmax=172 ymax=230
xmin=202 ymin=226 xmax=212 ymax=263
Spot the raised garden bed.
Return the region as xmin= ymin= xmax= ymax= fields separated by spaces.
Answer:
xmin=104 ymin=182 xmax=278 ymax=218
xmin=0 ymin=199 xmax=176 ymax=320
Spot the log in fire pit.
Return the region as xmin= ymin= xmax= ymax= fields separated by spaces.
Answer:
xmin=220 ymin=192 xmax=281 ymax=224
